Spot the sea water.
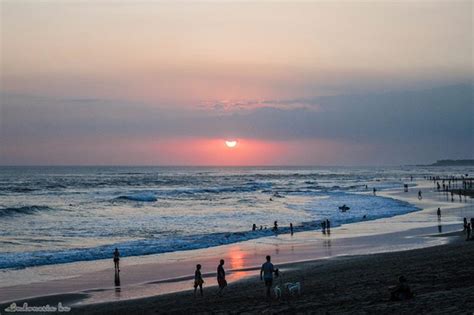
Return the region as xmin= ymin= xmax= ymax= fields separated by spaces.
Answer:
xmin=0 ymin=166 xmax=470 ymax=269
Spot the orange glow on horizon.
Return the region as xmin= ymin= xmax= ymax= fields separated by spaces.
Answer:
xmin=150 ymin=138 xmax=284 ymax=166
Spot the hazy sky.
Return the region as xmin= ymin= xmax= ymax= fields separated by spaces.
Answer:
xmin=1 ymin=0 xmax=473 ymax=165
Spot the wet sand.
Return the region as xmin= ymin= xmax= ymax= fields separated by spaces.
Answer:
xmin=68 ymin=232 xmax=474 ymax=314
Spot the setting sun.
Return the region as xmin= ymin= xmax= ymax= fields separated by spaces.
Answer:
xmin=225 ymin=140 xmax=237 ymax=148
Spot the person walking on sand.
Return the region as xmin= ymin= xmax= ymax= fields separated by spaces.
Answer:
xmin=326 ymin=219 xmax=331 ymax=231
xmin=113 ymin=248 xmax=120 ymax=272
xmin=418 ymin=190 xmax=422 ymax=200
xmin=437 ymin=208 xmax=441 ymax=219
xmin=217 ymin=259 xmax=227 ymax=296
xmin=373 ymin=188 xmax=377 ymax=196
xmin=260 ymin=255 xmax=275 ymax=298
xmin=463 ymin=218 xmax=468 ymax=232
xmin=290 ymin=223 xmax=294 ymax=235
xmin=194 ymin=264 xmax=204 ymax=297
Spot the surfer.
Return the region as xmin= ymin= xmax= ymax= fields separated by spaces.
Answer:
xmin=339 ymin=204 xmax=350 ymax=212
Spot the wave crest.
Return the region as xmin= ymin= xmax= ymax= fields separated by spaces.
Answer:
xmin=115 ymin=193 xmax=157 ymax=202
xmin=0 ymin=206 xmax=52 ymax=217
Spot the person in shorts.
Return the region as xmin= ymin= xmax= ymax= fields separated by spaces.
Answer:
xmin=260 ymin=255 xmax=275 ymax=297
xmin=194 ymin=264 xmax=204 ymax=297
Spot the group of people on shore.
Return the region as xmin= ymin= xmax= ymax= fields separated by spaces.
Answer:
xmin=193 ymin=259 xmax=228 ymax=297
xmin=463 ymin=218 xmax=473 ymax=241
xmin=111 ymin=249 xmax=278 ymax=298
xmin=432 ymin=175 xmax=472 ymax=202
xmin=193 ymin=256 xmax=278 ymax=298
xmin=321 ymin=219 xmax=331 ymax=234
xmin=252 ymin=221 xmax=294 ymax=235
xmin=109 ymin=176 xmax=471 ymax=301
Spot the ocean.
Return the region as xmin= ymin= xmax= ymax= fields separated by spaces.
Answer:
xmin=0 ymin=166 xmax=469 ymax=270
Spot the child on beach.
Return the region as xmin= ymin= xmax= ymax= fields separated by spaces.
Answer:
xmin=194 ymin=264 xmax=204 ymax=297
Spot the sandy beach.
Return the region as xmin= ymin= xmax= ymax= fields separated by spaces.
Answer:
xmin=69 ymin=232 xmax=474 ymax=315
xmin=1 ymin=180 xmax=473 ymax=314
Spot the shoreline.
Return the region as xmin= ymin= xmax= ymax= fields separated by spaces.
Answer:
xmin=1 ymin=181 xmax=473 ymax=312
xmin=70 ymin=232 xmax=474 ymax=314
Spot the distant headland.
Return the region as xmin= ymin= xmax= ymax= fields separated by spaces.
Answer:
xmin=428 ymin=159 xmax=474 ymax=166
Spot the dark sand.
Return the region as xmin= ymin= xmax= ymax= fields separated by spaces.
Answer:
xmin=66 ymin=232 xmax=473 ymax=315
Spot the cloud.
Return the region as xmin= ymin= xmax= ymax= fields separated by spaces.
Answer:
xmin=1 ymin=84 xmax=473 ymax=165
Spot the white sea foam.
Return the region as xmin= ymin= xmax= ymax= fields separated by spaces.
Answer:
xmin=0 ymin=166 xmax=470 ymax=269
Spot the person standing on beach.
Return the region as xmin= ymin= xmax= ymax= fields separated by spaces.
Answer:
xmin=466 ymin=223 xmax=471 ymax=241
xmin=437 ymin=208 xmax=441 ymax=219
xmin=321 ymin=220 xmax=326 ymax=234
xmin=463 ymin=218 xmax=468 ymax=232
xmin=418 ymin=190 xmax=422 ymax=200
xmin=260 ymin=255 xmax=275 ymax=298
xmin=217 ymin=259 xmax=227 ymax=296
xmin=290 ymin=223 xmax=294 ymax=235
xmin=194 ymin=264 xmax=204 ymax=297
xmin=326 ymin=219 xmax=331 ymax=233
xmin=373 ymin=188 xmax=377 ymax=196
xmin=113 ymin=248 xmax=120 ymax=272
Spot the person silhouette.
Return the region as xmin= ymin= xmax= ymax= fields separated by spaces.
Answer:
xmin=290 ymin=223 xmax=294 ymax=235
xmin=113 ymin=248 xmax=120 ymax=272
xmin=260 ymin=255 xmax=275 ymax=298
xmin=194 ymin=264 xmax=204 ymax=297
xmin=217 ymin=259 xmax=227 ymax=296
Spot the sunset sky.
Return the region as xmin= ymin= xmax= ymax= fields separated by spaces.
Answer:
xmin=1 ymin=0 xmax=472 ymax=165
